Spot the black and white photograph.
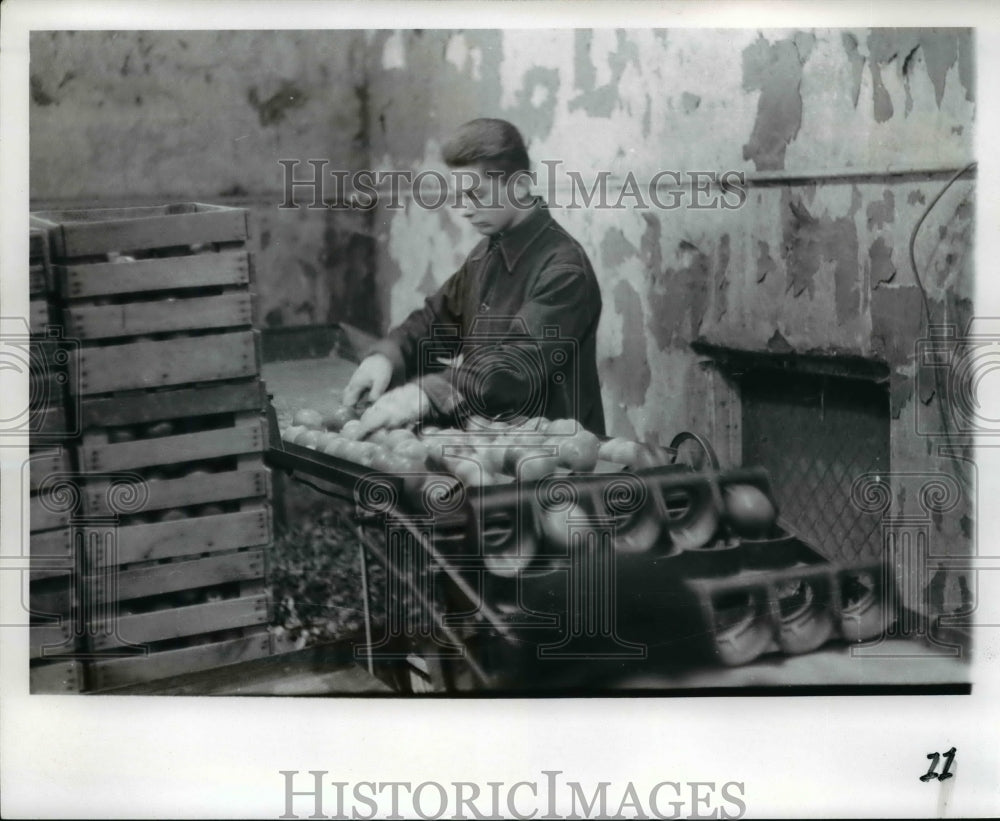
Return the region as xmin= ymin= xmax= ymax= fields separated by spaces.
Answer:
xmin=2 ymin=1 xmax=999 ymax=818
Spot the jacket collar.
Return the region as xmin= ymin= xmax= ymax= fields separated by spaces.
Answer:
xmin=467 ymin=198 xmax=551 ymax=271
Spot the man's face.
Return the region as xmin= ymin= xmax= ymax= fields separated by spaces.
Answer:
xmin=453 ymin=164 xmax=532 ymax=236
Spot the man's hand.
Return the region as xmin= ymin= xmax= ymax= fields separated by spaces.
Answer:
xmin=342 ymin=354 xmax=393 ymax=407
xmin=356 ymin=383 xmax=430 ymax=437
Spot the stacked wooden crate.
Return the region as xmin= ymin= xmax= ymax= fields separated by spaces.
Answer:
xmin=30 ymin=204 xmax=275 ymax=691
xmin=28 ymin=225 xmax=85 ymax=693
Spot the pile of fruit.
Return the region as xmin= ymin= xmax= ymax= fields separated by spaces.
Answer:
xmin=276 ymin=404 xmax=672 ymax=488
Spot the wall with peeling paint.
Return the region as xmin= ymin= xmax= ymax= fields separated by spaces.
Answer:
xmin=29 ymin=30 xmax=382 ymax=332
xmin=363 ymin=28 xmax=976 ymax=615
xmin=30 ymin=28 xmax=977 ymax=618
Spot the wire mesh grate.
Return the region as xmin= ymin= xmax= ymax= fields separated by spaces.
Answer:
xmin=741 ymin=370 xmax=889 ymax=563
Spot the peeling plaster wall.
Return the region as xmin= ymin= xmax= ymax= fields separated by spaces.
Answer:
xmin=29 ymin=28 xmax=977 ymax=615
xmin=365 ymin=28 xmax=976 ymax=612
xmin=30 ymin=31 xmax=381 ymax=333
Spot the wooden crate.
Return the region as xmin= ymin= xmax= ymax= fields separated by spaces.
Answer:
xmin=78 ymin=378 xmax=266 ymax=430
xmin=88 ymin=591 xmax=271 ymax=651
xmin=28 ymin=448 xmax=72 ymax=493
xmin=63 ymin=292 xmax=254 ymax=341
xmin=83 ymin=458 xmax=270 ymax=517
xmin=30 ymin=574 xmax=74 ymax=618
xmin=29 ymin=404 xmax=68 ymax=437
xmin=56 ymin=248 xmax=251 ymax=300
xmin=29 ymin=226 xmax=52 ymax=293
xmin=29 ymin=356 xmax=66 ymax=401
xmin=84 ymin=505 xmax=272 ymax=566
xmin=30 ymin=299 xmax=51 ymax=335
xmin=69 ymin=329 xmax=261 ymax=396
xmin=30 ymin=660 xmax=85 ymax=694
xmin=30 ymin=492 xmax=77 ymax=533
xmin=29 ymin=621 xmax=77 ymax=660
xmin=31 ymin=203 xmax=249 ymax=260
xmin=83 ymin=549 xmax=266 ymax=602
xmin=29 ymin=264 xmax=48 ymax=296
xmin=29 ymin=528 xmax=74 ymax=580
xmin=28 ymin=332 xmax=77 ymax=443
xmin=78 ymin=412 xmax=267 ymax=474
xmin=86 ymin=629 xmax=272 ymax=691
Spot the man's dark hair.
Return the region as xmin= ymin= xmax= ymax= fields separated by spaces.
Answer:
xmin=442 ymin=118 xmax=531 ymax=180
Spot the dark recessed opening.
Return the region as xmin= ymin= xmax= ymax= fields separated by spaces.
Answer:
xmin=739 ymin=368 xmax=889 ymax=563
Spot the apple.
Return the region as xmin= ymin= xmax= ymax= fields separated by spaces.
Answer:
xmin=281 ymin=424 xmax=307 ymax=443
xmin=159 ymin=508 xmax=190 ymax=522
xmin=322 ymin=437 xmax=349 ymax=458
xmin=368 ymin=428 xmax=389 ymax=445
xmin=394 ymin=438 xmax=428 ymax=463
xmin=340 ymin=441 xmax=366 ymax=464
xmin=476 ymin=446 xmax=506 ymax=475
xmin=357 ymin=443 xmax=380 ymax=467
xmin=723 ymin=484 xmax=776 ymax=537
xmin=526 ymin=416 xmax=551 ymax=434
xmin=465 ymin=414 xmax=495 ymax=431
xmin=516 ymin=452 xmax=560 ymax=483
xmin=296 ymin=429 xmax=322 ymax=449
xmin=322 ymin=405 xmax=358 ymax=432
xmin=315 ymin=431 xmax=340 ymax=451
xmin=293 ymin=408 xmax=324 ymax=429
xmin=556 ymin=430 xmax=600 ymax=472
xmin=537 ymin=502 xmax=588 ymax=548
xmin=384 ymin=428 xmax=416 ymax=448
xmin=340 ymin=420 xmax=364 ymax=441
xmin=546 ymin=418 xmax=577 ymax=437
xmin=108 ymin=427 xmax=138 ymax=444
xmin=144 ymin=420 xmax=175 ymax=439
xmin=451 ymin=459 xmax=484 ymax=488
xmin=375 ymin=452 xmax=413 ymax=475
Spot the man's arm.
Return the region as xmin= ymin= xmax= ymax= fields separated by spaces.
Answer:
xmin=342 ymin=263 xmax=466 ymax=407
xmin=417 ymin=262 xmax=601 ymax=419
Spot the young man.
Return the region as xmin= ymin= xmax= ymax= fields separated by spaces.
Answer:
xmin=344 ymin=118 xmax=605 ymax=436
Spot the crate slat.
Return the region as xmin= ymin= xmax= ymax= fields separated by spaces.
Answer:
xmin=29 ymin=300 xmax=50 ymax=335
xmin=71 ymin=329 xmax=259 ymax=395
xmin=79 ymin=378 xmax=265 ymax=428
xmin=30 ymin=227 xmax=48 ymax=263
xmin=80 ymin=417 xmax=265 ymax=472
xmin=30 ymin=493 xmax=75 ymax=533
xmin=30 ymin=579 xmax=73 ymax=617
xmin=88 ymin=507 xmax=271 ymax=566
xmin=65 ymin=292 xmax=253 ymax=340
xmin=84 ymin=465 xmax=270 ymax=516
xmin=30 ymin=622 xmax=75 ymax=659
xmin=29 ymin=404 xmax=68 ymax=436
xmin=29 ymin=449 xmax=72 ymax=492
xmin=32 ymin=203 xmax=248 ymax=259
xmin=85 ymin=549 xmax=266 ymax=602
xmin=30 ymin=264 xmax=48 ymax=296
xmin=30 ymin=660 xmax=85 ymax=694
xmin=30 ymin=527 xmax=73 ymax=562
xmin=30 ymin=563 xmax=75 ymax=583
xmin=90 ymin=593 xmax=270 ymax=650
xmin=57 ymin=250 xmax=250 ymax=299
xmin=87 ymin=631 xmax=272 ymax=691
xmin=29 ymin=361 xmax=66 ymax=394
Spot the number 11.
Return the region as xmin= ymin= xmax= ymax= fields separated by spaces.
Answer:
xmin=920 ymin=747 xmax=956 ymax=782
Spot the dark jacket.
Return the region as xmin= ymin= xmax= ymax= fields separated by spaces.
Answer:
xmin=369 ymin=200 xmax=606 ymax=435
